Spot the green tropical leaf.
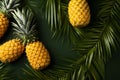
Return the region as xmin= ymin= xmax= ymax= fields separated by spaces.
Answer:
xmin=26 ymin=0 xmax=84 ymax=43
xmin=22 ymin=64 xmax=52 ymax=80
xmin=0 ymin=63 xmax=14 ymax=80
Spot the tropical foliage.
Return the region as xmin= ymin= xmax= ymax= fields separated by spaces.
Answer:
xmin=0 ymin=0 xmax=120 ymax=80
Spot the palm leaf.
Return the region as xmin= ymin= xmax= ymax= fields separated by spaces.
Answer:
xmin=26 ymin=0 xmax=84 ymax=43
xmin=22 ymin=64 xmax=52 ymax=80
xmin=0 ymin=63 xmax=14 ymax=80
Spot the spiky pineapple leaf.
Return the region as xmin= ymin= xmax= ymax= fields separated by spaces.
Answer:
xmin=11 ymin=8 xmax=37 ymax=45
xmin=0 ymin=0 xmax=21 ymax=15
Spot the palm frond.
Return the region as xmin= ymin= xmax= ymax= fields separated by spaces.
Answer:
xmin=0 ymin=63 xmax=14 ymax=80
xmin=72 ymin=0 xmax=120 ymax=80
xmin=22 ymin=64 xmax=54 ymax=80
xmin=26 ymin=0 xmax=84 ymax=43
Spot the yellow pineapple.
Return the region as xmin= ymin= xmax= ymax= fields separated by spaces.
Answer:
xmin=68 ymin=0 xmax=91 ymax=27
xmin=0 ymin=12 xmax=9 ymax=38
xmin=0 ymin=39 xmax=24 ymax=63
xmin=12 ymin=8 xmax=51 ymax=70
xmin=0 ymin=0 xmax=20 ymax=38
xmin=26 ymin=41 xmax=50 ymax=70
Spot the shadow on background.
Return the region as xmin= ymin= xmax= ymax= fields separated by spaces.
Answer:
xmin=105 ymin=52 xmax=120 ymax=80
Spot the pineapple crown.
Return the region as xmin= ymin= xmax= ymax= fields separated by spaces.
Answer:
xmin=0 ymin=0 xmax=21 ymax=16
xmin=11 ymin=8 xmax=38 ymax=45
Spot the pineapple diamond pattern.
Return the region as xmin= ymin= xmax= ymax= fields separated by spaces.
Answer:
xmin=0 ymin=13 xmax=9 ymax=38
xmin=0 ymin=39 xmax=24 ymax=63
xmin=68 ymin=0 xmax=91 ymax=27
xmin=26 ymin=41 xmax=51 ymax=70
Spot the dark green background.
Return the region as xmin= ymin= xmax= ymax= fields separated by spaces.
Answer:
xmin=105 ymin=52 xmax=120 ymax=80
xmin=0 ymin=0 xmax=120 ymax=80
xmin=40 ymin=16 xmax=120 ymax=80
xmin=41 ymin=19 xmax=120 ymax=80
xmin=35 ymin=16 xmax=120 ymax=80
xmin=34 ymin=14 xmax=120 ymax=80
xmin=31 ymin=15 xmax=120 ymax=80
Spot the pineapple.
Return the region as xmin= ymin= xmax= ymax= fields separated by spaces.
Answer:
xmin=0 ymin=0 xmax=20 ymax=38
xmin=26 ymin=41 xmax=50 ymax=70
xmin=68 ymin=0 xmax=91 ymax=27
xmin=12 ymin=8 xmax=51 ymax=70
xmin=0 ymin=39 xmax=24 ymax=63
xmin=0 ymin=12 xmax=9 ymax=38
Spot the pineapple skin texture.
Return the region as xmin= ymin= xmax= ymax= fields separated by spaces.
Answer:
xmin=68 ymin=0 xmax=91 ymax=27
xmin=26 ymin=41 xmax=51 ymax=70
xmin=0 ymin=12 xmax=9 ymax=38
xmin=0 ymin=39 xmax=24 ymax=63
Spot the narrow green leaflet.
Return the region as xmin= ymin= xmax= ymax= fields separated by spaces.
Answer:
xmin=0 ymin=63 xmax=14 ymax=80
